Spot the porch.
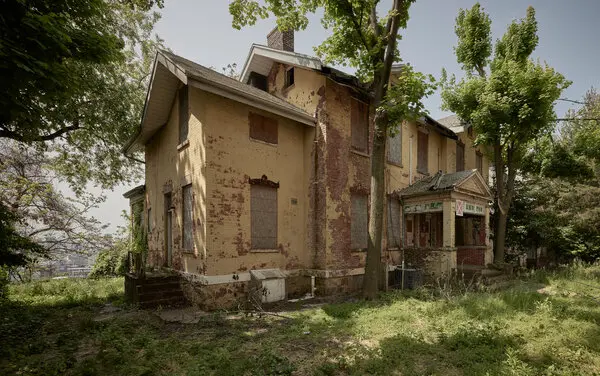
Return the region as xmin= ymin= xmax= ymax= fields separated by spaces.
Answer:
xmin=395 ymin=170 xmax=493 ymax=277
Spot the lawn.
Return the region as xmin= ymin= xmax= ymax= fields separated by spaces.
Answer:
xmin=2 ymin=265 xmax=600 ymax=376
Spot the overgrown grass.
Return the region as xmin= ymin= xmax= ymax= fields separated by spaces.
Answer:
xmin=2 ymin=264 xmax=600 ymax=375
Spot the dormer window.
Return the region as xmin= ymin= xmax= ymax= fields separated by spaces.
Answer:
xmin=285 ymin=67 xmax=295 ymax=88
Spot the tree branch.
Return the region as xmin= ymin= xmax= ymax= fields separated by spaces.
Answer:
xmin=0 ymin=124 xmax=80 ymax=142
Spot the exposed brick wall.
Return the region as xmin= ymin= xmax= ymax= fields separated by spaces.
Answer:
xmin=267 ymin=28 xmax=294 ymax=51
xmin=457 ymin=247 xmax=485 ymax=266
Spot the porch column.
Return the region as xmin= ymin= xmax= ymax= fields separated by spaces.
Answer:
xmin=442 ymin=200 xmax=455 ymax=248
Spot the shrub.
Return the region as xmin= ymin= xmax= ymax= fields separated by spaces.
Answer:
xmin=89 ymin=241 xmax=128 ymax=278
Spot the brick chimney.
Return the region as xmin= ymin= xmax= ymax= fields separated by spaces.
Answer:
xmin=267 ymin=27 xmax=294 ymax=52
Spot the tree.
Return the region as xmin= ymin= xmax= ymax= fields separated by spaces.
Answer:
xmin=230 ymin=0 xmax=434 ymax=298
xmin=0 ymin=0 xmax=164 ymax=192
xmin=440 ymin=4 xmax=570 ymax=263
xmin=0 ymin=141 xmax=112 ymax=264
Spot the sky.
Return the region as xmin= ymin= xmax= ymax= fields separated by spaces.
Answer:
xmin=90 ymin=0 xmax=600 ymax=233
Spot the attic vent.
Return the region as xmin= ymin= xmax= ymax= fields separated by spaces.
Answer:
xmin=248 ymin=72 xmax=268 ymax=92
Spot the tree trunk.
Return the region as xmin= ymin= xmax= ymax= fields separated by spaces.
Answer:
xmin=494 ymin=210 xmax=507 ymax=263
xmin=363 ymin=117 xmax=387 ymax=299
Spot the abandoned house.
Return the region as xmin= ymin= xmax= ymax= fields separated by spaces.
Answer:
xmin=122 ymin=29 xmax=493 ymax=309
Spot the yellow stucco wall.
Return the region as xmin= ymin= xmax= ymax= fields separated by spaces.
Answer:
xmin=145 ymin=84 xmax=207 ymax=274
xmin=201 ymin=90 xmax=310 ymax=275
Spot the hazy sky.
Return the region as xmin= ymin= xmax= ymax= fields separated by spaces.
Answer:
xmin=91 ymin=0 xmax=600 ymax=233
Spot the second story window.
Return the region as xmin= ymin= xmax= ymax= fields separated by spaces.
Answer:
xmin=417 ymin=130 xmax=428 ymax=174
xmin=387 ymin=127 xmax=402 ymax=165
xmin=249 ymin=112 xmax=278 ymax=145
xmin=351 ymin=97 xmax=369 ymax=153
xmin=476 ymin=151 xmax=483 ymax=176
xmin=456 ymin=141 xmax=465 ymax=172
xmin=285 ymin=67 xmax=295 ymax=88
xmin=178 ymin=85 xmax=189 ymax=145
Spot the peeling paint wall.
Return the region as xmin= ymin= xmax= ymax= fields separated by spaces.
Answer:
xmin=202 ymin=90 xmax=309 ymax=276
xmin=145 ymin=84 xmax=207 ymax=273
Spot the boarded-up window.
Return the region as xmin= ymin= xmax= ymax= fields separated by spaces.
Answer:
xmin=182 ymin=185 xmax=193 ymax=250
xmin=456 ymin=141 xmax=465 ymax=172
xmin=251 ymin=185 xmax=278 ymax=249
xmin=387 ymin=128 xmax=402 ymax=165
xmin=249 ymin=112 xmax=278 ymax=144
xmin=179 ymin=86 xmax=189 ymax=145
xmin=476 ymin=152 xmax=483 ymax=175
xmin=387 ymin=198 xmax=401 ymax=248
xmin=417 ymin=131 xmax=428 ymax=173
xmin=351 ymin=194 xmax=368 ymax=250
xmin=351 ymin=98 xmax=369 ymax=152
xmin=147 ymin=208 xmax=152 ymax=233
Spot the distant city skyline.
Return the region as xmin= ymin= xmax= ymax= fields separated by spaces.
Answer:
xmin=89 ymin=0 xmax=600 ymax=234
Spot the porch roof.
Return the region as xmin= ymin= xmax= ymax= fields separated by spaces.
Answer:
xmin=397 ymin=170 xmax=491 ymax=199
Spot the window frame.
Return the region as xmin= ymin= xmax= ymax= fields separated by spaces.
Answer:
xmin=249 ymin=176 xmax=279 ymax=251
xmin=350 ymin=97 xmax=369 ymax=154
xmin=181 ymin=184 xmax=193 ymax=252
xmin=249 ymin=112 xmax=278 ymax=145
xmin=387 ymin=126 xmax=402 ymax=166
xmin=456 ymin=140 xmax=465 ymax=172
xmin=417 ymin=130 xmax=429 ymax=174
xmin=387 ymin=197 xmax=401 ymax=249
xmin=284 ymin=67 xmax=295 ymax=89
xmin=350 ymin=193 xmax=369 ymax=251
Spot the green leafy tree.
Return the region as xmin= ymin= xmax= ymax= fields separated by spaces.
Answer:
xmin=0 ymin=0 xmax=164 ymax=192
xmin=230 ymin=0 xmax=435 ymax=298
xmin=441 ymin=3 xmax=570 ymax=263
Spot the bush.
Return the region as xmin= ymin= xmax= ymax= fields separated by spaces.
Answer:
xmin=89 ymin=241 xmax=128 ymax=278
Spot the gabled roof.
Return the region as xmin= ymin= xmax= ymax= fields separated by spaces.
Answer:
xmin=397 ymin=170 xmax=491 ymax=199
xmin=437 ymin=114 xmax=469 ymax=134
xmin=123 ymin=50 xmax=315 ymax=154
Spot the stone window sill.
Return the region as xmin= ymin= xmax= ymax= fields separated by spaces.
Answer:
xmin=249 ymin=138 xmax=278 ymax=147
xmin=417 ymin=169 xmax=429 ymax=176
xmin=250 ymin=249 xmax=279 ymax=253
xmin=387 ymin=247 xmax=400 ymax=251
xmin=177 ymin=139 xmax=190 ymax=151
xmin=351 ymin=248 xmax=366 ymax=253
xmin=387 ymin=161 xmax=403 ymax=168
xmin=350 ymin=149 xmax=370 ymax=158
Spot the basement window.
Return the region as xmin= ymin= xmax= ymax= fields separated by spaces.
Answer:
xmin=285 ymin=67 xmax=295 ymax=89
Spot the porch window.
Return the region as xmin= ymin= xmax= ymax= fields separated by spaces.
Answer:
xmin=404 ymin=212 xmax=443 ymax=248
xmin=251 ymin=185 xmax=278 ymax=249
xmin=351 ymin=193 xmax=368 ymax=250
xmin=249 ymin=112 xmax=278 ymax=145
xmin=417 ymin=131 xmax=428 ymax=173
xmin=351 ymin=98 xmax=369 ymax=153
xmin=182 ymin=184 xmax=193 ymax=251
xmin=178 ymin=85 xmax=189 ymax=145
xmin=456 ymin=215 xmax=486 ymax=246
xmin=387 ymin=128 xmax=402 ymax=165
xmin=387 ymin=198 xmax=401 ymax=248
